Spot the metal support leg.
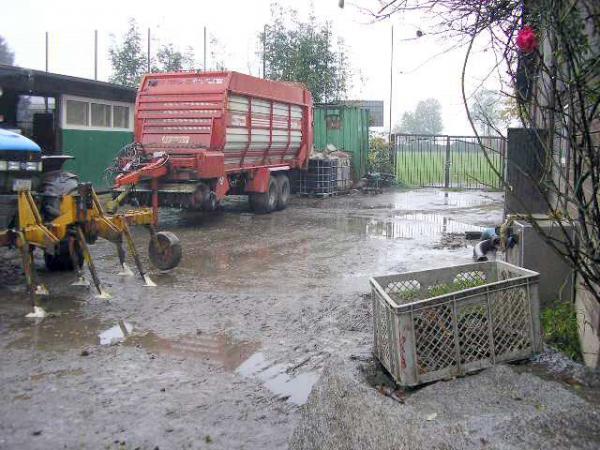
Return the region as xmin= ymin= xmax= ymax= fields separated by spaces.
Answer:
xmin=16 ymin=235 xmax=35 ymax=295
xmin=151 ymin=178 xmax=159 ymax=225
xmin=116 ymin=240 xmax=134 ymax=276
xmin=76 ymin=227 xmax=110 ymax=298
xmin=68 ymin=234 xmax=89 ymax=287
xmin=147 ymin=223 xmax=160 ymax=253
xmin=16 ymin=232 xmax=48 ymax=317
xmin=122 ymin=223 xmax=156 ymax=287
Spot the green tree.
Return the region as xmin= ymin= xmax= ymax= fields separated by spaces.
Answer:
xmin=395 ymin=98 xmax=443 ymax=135
xmin=261 ymin=3 xmax=350 ymax=103
xmin=469 ymin=89 xmax=511 ymax=136
xmin=156 ymin=44 xmax=195 ymax=72
xmin=368 ymin=134 xmax=394 ymax=175
xmin=209 ymin=34 xmax=227 ymax=71
xmin=0 ymin=35 xmax=15 ymax=65
xmin=109 ymin=18 xmax=148 ymax=87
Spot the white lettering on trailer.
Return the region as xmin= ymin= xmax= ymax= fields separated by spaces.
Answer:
xmin=161 ymin=136 xmax=191 ymax=144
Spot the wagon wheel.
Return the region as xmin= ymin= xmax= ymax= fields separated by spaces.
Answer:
xmin=148 ymin=231 xmax=182 ymax=271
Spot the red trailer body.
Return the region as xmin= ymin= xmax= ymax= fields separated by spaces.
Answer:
xmin=115 ymin=71 xmax=313 ymax=216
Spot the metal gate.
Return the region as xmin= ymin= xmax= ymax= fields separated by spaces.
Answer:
xmin=394 ymin=134 xmax=506 ymax=190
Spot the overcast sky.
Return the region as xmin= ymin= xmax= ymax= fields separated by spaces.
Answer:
xmin=2 ymin=0 xmax=502 ymax=134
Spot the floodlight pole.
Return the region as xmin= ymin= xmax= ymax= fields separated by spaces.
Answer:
xmin=263 ymin=25 xmax=267 ymax=78
xmin=94 ymin=30 xmax=98 ymax=80
xmin=204 ymin=26 xmax=207 ymax=71
xmin=45 ymin=31 xmax=49 ymax=111
xmin=389 ymin=25 xmax=394 ymax=143
xmin=147 ymin=28 xmax=151 ymax=73
xmin=45 ymin=32 xmax=49 ymax=72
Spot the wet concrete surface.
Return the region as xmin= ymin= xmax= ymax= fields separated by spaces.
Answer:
xmin=1 ymin=188 xmax=514 ymax=448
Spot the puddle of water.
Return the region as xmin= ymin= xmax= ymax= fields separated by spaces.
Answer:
xmin=113 ymin=329 xmax=317 ymax=404
xmin=374 ymin=213 xmax=483 ymax=239
xmin=7 ymin=316 xmax=103 ymax=351
xmin=7 ymin=316 xmax=134 ymax=351
xmin=386 ymin=190 xmax=499 ymax=210
xmin=321 ymin=213 xmax=483 ymax=241
xmin=125 ymin=331 xmax=259 ymax=371
xmin=99 ymin=321 xmax=134 ymax=346
xmin=237 ymin=352 xmax=319 ymax=405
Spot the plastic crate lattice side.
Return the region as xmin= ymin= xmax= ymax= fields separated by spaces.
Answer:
xmin=413 ymin=304 xmax=457 ymax=374
xmin=491 ymin=286 xmax=532 ymax=357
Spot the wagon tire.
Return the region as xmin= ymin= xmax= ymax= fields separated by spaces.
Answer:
xmin=149 ymin=231 xmax=182 ymax=271
xmin=275 ymin=173 xmax=290 ymax=210
xmin=249 ymin=177 xmax=277 ymax=214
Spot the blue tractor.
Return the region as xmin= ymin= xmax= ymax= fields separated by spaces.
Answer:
xmin=0 ymin=129 xmax=81 ymax=271
xmin=0 ymin=129 xmax=43 ymax=229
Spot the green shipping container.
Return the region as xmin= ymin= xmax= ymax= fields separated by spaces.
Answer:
xmin=313 ymin=105 xmax=370 ymax=179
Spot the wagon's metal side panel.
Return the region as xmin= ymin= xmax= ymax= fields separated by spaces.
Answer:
xmin=224 ymin=95 xmax=304 ymax=168
xmin=134 ymin=71 xmax=313 ymax=175
xmin=135 ymin=72 xmax=230 ymax=152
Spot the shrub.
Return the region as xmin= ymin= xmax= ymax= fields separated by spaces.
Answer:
xmin=541 ymin=302 xmax=582 ymax=361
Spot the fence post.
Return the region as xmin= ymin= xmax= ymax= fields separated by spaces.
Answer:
xmin=444 ymin=135 xmax=451 ymax=188
xmin=390 ymin=133 xmax=396 ymax=177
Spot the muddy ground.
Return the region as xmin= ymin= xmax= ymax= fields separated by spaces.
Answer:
xmin=0 ymin=188 xmax=597 ymax=449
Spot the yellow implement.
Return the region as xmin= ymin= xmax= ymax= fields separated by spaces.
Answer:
xmin=0 ymin=183 xmax=181 ymax=313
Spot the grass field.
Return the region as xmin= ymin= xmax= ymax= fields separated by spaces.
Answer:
xmin=395 ymin=150 xmax=504 ymax=190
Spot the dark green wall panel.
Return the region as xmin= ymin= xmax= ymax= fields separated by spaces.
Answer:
xmin=61 ymin=129 xmax=133 ymax=188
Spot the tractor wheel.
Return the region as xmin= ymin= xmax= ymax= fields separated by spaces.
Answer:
xmin=275 ymin=174 xmax=290 ymax=211
xmin=149 ymin=231 xmax=182 ymax=271
xmin=249 ymin=176 xmax=277 ymax=214
xmin=44 ymin=240 xmax=83 ymax=272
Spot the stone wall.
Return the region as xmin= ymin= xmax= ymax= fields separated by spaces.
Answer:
xmin=576 ymin=280 xmax=600 ymax=368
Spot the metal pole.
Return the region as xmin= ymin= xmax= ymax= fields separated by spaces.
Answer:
xmin=147 ymin=27 xmax=151 ymax=73
xmin=45 ymin=31 xmax=49 ymax=72
xmin=203 ymin=26 xmax=207 ymax=71
xmin=263 ymin=24 xmax=267 ymax=78
xmin=94 ymin=30 xmax=98 ymax=80
xmin=445 ymin=135 xmax=451 ymax=188
xmin=388 ymin=25 xmax=394 ymax=142
xmin=45 ymin=32 xmax=49 ymax=111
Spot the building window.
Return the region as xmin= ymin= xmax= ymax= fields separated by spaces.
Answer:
xmin=113 ymin=105 xmax=130 ymax=129
xmin=91 ymin=103 xmax=112 ymax=127
xmin=64 ymin=97 xmax=133 ymax=130
xmin=66 ymin=99 xmax=89 ymax=126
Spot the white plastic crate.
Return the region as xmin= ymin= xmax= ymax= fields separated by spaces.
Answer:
xmin=370 ymin=261 xmax=542 ymax=387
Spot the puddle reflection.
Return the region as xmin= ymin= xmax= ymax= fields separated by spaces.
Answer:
xmin=237 ymin=352 xmax=319 ymax=405
xmin=386 ymin=190 xmax=499 ymax=210
xmin=99 ymin=321 xmax=134 ymax=346
xmin=320 ymin=213 xmax=482 ymax=241
xmin=365 ymin=213 xmax=483 ymax=240
xmin=125 ymin=331 xmax=259 ymax=371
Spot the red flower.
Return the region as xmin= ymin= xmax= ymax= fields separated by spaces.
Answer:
xmin=516 ymin=26 xmax=538 ymax=54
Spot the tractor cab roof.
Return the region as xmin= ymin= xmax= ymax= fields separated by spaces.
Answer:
xmin=0 ymin=129 xmax=41 ymax=152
